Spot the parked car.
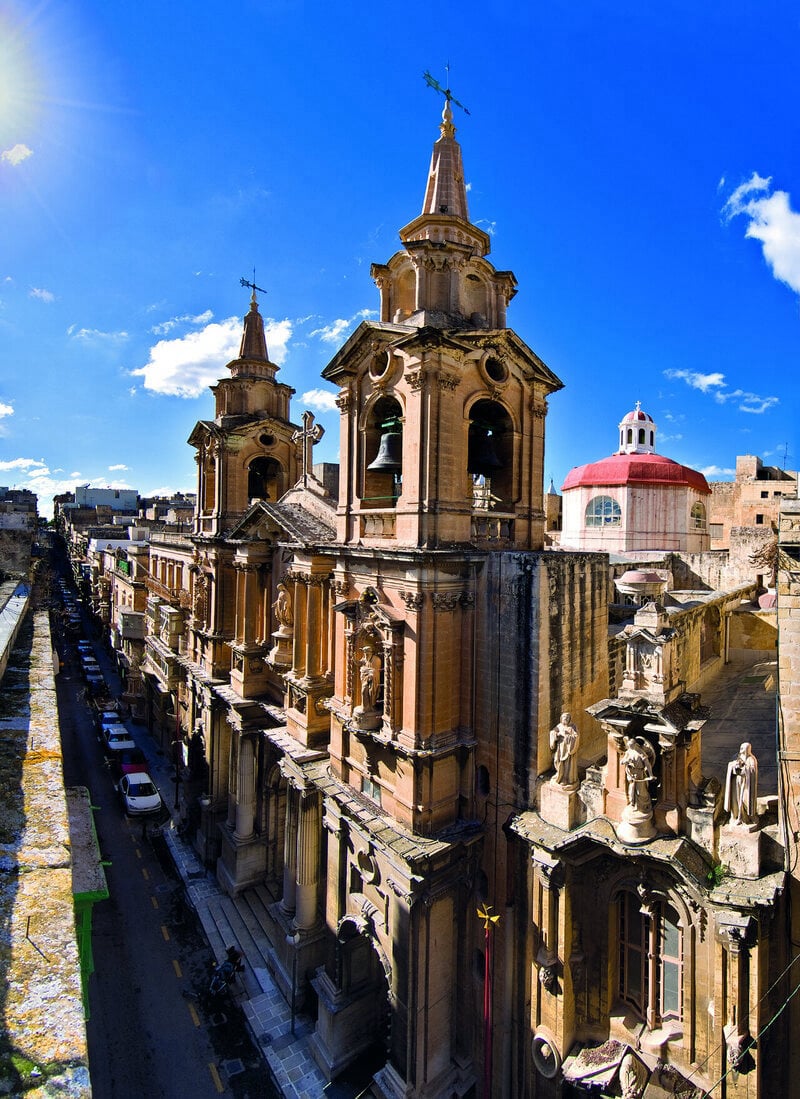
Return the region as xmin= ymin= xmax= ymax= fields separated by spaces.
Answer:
xmin=107 ymin=747 xmax=148 ymax=783
xmin=95 ymin=709 xmax=120 ymax=731
xmin=86 ymin=674 xmax=105 ymax=696
xmin=104 ymin=728 xmax=137 ymax=754
xmin=119 ymin=772 xmax=162 ymax=816
xmin=100 ymin=719 xmax=126 ymax=743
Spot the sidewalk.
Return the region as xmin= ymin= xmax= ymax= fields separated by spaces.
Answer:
xmin=90 ymin=646 xmax=329 ymax=1099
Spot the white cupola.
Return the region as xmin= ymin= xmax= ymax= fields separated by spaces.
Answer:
xmin=618 ymin=401 xmax=656 ymax=455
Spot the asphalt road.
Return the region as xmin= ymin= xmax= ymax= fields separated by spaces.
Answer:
xmin=54 ymin=600 xmax=276 ymax=1098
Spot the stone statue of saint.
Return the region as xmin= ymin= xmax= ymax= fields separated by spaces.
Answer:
xmin=359 ymin=645 xmax=382 ymax=712
xmin=724 ymin=741 xmax=758 ymax=826
xmin=272 ymin=583 xmax=293 ymax=630
xmin=621 ymin=736 xmax=656 ymax=814
xmin=549 ymin=712 xmax=580 ymax=787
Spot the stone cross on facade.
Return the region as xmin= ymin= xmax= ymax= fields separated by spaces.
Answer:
xmin=292 ymin=410 xmax=325 ymax=486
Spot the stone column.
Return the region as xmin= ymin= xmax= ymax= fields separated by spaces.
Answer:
xmin=296 ymin=790 xmax=321 ymax=929
xmin=281 ymin=784 xmax=298 ymax=916
xmin=305 ymin=577 xmax=324 ymax=680
xmin=292 ymin=577 xmax=308 ymax=678
xmin=233 ymin=735 xmax=255 ymax=841
xmin=718 ymin=916 xmax=753 ymax=1071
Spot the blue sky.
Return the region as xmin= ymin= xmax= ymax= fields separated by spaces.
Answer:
xmin=1 ymin=1 xmax=798 ymax=518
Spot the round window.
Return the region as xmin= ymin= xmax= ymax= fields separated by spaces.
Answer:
xmin=259 ymin=433 xmax=275 ymax=448
xmin=484 ymin=356 xmax=508 ymax=384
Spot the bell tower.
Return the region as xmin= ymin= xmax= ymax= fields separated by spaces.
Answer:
xmin=325 ymin=99 xmax=563 ymax=551
xmin=189 ymin=288 xmax=299 ymax=537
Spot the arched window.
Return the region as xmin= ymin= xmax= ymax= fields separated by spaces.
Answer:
xmin=650 ymin=430 xmax=654 ymax=447
xmin=627 ymin=428 xmax=633 ymax=445
xmin=363 ymin=396 xmax=403 ymax=508
xmin=690 ymin=502 xmax=706 ymax=530
xmin=585 ymin=496 xmax=621 ymax=527
xmin=638 ymin=428 xmax=646 ymax=445
xmin=468 ymin=399 xmax=514 ymax=508
xmin=619 ymin=891 xmax=683 ymax=1027
xmin=248 ymin=456 xmax=282 ymax=501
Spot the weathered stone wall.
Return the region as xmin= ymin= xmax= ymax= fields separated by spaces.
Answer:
xmin=474 ymin=549 xmax=610 ymax=813
xmin=777 ymin=498 xmax=800 ymax=1093
xmin=728 ymin=606 xmax=777 ymax=659
xmin=0 ymin=611 xmax=90 ymax=1095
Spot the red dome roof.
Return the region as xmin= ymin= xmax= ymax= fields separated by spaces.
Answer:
xmin=620 ymin=407 xmax=654 ymax=424
xmin=562 ymin=452 xmax=710 ymax=493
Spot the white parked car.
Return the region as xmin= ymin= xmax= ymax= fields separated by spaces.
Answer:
xmin=104 ymin=728 xmax=137 ymax=754
xmin=119 ymin=772 xmax=162 ymax=816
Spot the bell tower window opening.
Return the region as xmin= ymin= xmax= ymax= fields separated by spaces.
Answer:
xmin=638 ymin=428 xmax=646 ymax=445
xmin=468 ymin=399 xmax=513 ymax=509
xmin=248 ymin=456 xmax=282 ymax=501
xmin=363 ymin=395 xmax=403 ymax=508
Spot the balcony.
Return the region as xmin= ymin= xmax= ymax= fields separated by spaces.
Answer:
xmin=119 ymin=611 xmax=145 ymax=641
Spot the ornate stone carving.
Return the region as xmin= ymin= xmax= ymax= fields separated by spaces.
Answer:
xmin=399 ymin=590 xmax=425 ymax=609
xmin=335 ymin=392 xmax=352 ymax=413
xmin=406 ymin=369 xmax=426 ymax=391
xmin=332 ymin=578 xmax=349 ymax=596
xmin=437 ymin=372 xmax=460 ymax=392
xmin=432 ymin=591 xmax=460 ymax=611
xmin=460 ymin=591 xmax=475 ymax=607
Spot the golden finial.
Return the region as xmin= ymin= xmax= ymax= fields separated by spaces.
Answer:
xmin=477 ymin=903 xmax=500 ymax=930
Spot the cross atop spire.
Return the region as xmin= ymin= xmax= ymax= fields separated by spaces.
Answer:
xmin=240 ymin=270 xmax=267 ymax=305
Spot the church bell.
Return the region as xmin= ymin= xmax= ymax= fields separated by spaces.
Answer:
xmin=367 ymin=423 xmax=403 ymax=475
xmin=468 ymin=423 xmax=503 ymax=476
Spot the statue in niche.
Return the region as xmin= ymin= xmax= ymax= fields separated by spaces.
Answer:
xmin=549 ymin=712 xmax=580 ymax=788
xmin=724 ymin=742 xmax=758 ymax=827
xmin=272 ymin=582 xmax=293 ymax=631
xmin=358 ymin=645 xmax=382 ymax=713
xmin=621 ymin=736 xmax=656 ymax=814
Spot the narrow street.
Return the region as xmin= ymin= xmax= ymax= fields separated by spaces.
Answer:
xmin=54 ymin=607 xmax=277 ymax=1098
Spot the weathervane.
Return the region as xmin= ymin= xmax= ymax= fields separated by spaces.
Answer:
xmin=240 ymin=268 xmax=267 ymax=300
xmin=423 ymin=63 xmax=471 ymax=115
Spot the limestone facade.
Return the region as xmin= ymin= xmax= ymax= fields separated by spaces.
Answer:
xmin=69 ymin=100 xmax=800 ymax=1099
xmin=708 ymin=454 xmax=797 ymax=549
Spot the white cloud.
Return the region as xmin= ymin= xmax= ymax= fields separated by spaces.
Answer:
xmin=132 ymin=315 xmax=293 ymax=398
xmin=67 ymin=325 xmax=129 ymax=342
xmin=0 ymin=402 xmax=13 ymax=418
xmin=309 ymin=309 xmax=374 ymax=344
xmin=1 ymin=144 xmax=33 ymax=167
xmin=301 ymin=388 xmax=338 ymax=413
xmin=724 ymin=172 xmax=800 ymax=297
xmin=712 ymin=388 xmax=779 ymax=414
xmin=29 ymin=287 xmax=54 ymax=303
xmin=108 ymin=463 xmax=128 ymax=471
xmin=664 ymin=369 xmax=725 ymax=393
xmin=150 ymin=309 xmax=214 ymax=336
xmin=476 ymin=218 xmax=497 ymax=236
xmin=664 ymin=369 xmax=777 ymax=415
xmin=0 ymin=457 xmax=48 ymax=473
xmin=700 ymin=465 xmax=736 ymax=477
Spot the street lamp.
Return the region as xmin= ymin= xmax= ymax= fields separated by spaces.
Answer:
xmin=287 ymin=928 xmax=302 ymax=1035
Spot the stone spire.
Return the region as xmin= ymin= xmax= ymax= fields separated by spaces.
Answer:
xmin=420 ymin=98 xmax=470 ymax=223
xmin=228 ymin=290 xmax=277 ymax=381
xmin=239 ymin=290 xmax=269 ymax=362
